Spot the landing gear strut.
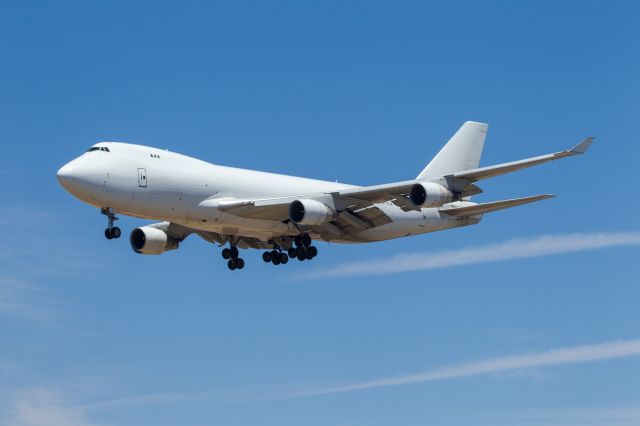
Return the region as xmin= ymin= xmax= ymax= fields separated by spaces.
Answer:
xmin=102 ymin=208 xmax=121 ymax=239
xmin=222 ymin=244 xmax=244 ymax=270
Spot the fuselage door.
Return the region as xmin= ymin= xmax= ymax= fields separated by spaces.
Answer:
xmin=137 ymin=168 xmax=147 ymax=188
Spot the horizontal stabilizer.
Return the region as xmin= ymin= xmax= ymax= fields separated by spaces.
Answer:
xmin=439 ymin=194 xmax=555 ymax=217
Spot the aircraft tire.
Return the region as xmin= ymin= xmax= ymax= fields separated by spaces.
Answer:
xmin=307 ymin=246 xmax=318 ymax=258
xmin=111 ymin=227 xmax=121 ymax=239
xmin=230 ymin=246 xmax=239 ymax=259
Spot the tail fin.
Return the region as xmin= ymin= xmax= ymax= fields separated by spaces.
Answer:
xmin=417 ymin=121 xmax=488 ymax=180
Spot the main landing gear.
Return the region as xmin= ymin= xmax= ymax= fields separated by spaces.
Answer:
xmin=102 ymin=208 xmax=121 ymax=240
xmin=262 ymin=246 xmax=289 ymax=266
xmin=289 ymin=233 xmax=318 ymax=261
xmin=262 ymin=233 xmax=317 ymax=266
xmin=222 ymin=245 xmax=245 ymax=270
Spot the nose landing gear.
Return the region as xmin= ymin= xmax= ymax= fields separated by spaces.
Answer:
xmin=102 ymin=208 xmax=121 ymax=239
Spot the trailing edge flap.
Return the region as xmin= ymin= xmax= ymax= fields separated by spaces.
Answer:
xmin=439 ymin=194 xmax=555 ymax=217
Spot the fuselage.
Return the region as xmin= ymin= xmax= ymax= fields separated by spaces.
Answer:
xmin=57 ymin=142 xmax=479 ymax=243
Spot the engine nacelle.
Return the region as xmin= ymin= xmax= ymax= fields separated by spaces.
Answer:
xmin=289 ymin=199 xmax=337 ymax=225
xmin=409 ymin=182 xmax=454 ymax=207
xmin=129 ymin=226 xmax=179 ymax=255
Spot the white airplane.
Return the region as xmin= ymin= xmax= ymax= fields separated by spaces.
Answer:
xmin=57 ymin=122 xmax=593 ymax=270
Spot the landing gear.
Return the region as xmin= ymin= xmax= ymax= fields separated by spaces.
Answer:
xmin=263 ymin=247 xmax=289 ymax=266
xmin=227 ymin=257 xmax=245 ymax=270
xmin=291 ymin=233 xmax=318 ymax=262
xmin=223 ymin=244 xmax=244 ymax=270
xmin=101 ymin=208 xmax=121 ymax=239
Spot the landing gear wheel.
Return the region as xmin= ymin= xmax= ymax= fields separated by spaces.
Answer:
xmin=307 ymin=245 xmax=318 ymax=258
xmin=230 ymin=246 xmax=239 ymax=259
xmin=280 ymin=253 xmax=289 ymax=264
xmin=297 ymin=248 xmax=306 ymax=261
xmin=272 ymin=254 xmax=281 ymax=265
xmin=262 ymin=251 xmax=272 ymax=262
xmin=288 ymin=247 xmax=297 ymax=258
xmin=222 ymin=248 xmax=231 ymax=259
xmin=301 ymin=233 xmax=312 ymax=247
xmin=227 ymin=259 xmax=237 ymax=270
xmin=111 ymin=227 xmax=121 ymax=239
xmin=236 ymin=258 xmax=245 ymax=269
xmin=105 ymin=228 xmax=113 ymax=240
xmin=294 ymin=235 xmax=302 ymax=247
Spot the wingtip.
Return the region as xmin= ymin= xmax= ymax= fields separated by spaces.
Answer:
xmin=571 ymin=136 xmax=595 ymax=154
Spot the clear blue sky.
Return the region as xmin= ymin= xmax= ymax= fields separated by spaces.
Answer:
xmin=1 ymin=1 xmax=639 ymax=425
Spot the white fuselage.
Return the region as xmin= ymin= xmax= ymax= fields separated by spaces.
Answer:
xmin=57 ymin=142 xmax=480 ymax=243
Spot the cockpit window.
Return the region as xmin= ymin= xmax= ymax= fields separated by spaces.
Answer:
xmin=87 ymin=146 xmax=110 ymax=152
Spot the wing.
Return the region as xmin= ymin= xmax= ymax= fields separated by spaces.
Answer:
xmin=446 ymin=137 xmax=594 ymax=192
xmin=213 ymin=192 xmax=395 ymax=237
xmin=212 ymin=136 xmax=592 ymax=234
xmin=439 ymin=194 xmax=555 ymax=217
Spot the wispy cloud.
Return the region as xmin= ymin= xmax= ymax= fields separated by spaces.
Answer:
xmin=2 ymin=388 xmax=95 ymax=426
xmin=260 ymin=339 xmax=640 ymax=400
xmin=0 ymin=206 xmax=101 ymax=322
xmin=0 ymin=275 xmax=61 ymax=321
xmin=73 ymin=339 xmax=640 ymax=407
xmin=298 ymin=231 xmax=640 ymax=279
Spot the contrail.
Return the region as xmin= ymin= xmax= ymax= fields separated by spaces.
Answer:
xmin=267 ymin=339 xmax=640 ymax=400
xmin=298 ymin=231 xmax=640 ymax=279
xmin=73 ymin=339 xmax=640 ymax=408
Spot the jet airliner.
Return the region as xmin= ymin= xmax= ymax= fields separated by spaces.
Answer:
xmin=57 ymin=122 xmax=593 ymax=270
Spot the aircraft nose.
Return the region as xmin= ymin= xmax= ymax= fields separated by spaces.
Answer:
xmin=56 ymin=163 xmax=75 ymax=188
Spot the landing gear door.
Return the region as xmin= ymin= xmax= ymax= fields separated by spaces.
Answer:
xmin=137 ymin=168 xmax=147 ymax=188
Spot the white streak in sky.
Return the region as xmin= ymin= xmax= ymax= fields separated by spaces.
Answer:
xmin=271 ymin=339 xmax=640 ymax=399
xmin=298 ymin=231 xmax=640 ymax=279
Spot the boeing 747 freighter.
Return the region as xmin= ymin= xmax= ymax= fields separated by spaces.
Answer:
xmin=57 ymin=122 xmax=593 ymax=270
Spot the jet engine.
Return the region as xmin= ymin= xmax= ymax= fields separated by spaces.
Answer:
xmin=129 ymin=226 xmax=179 ymax=255
xmin=409 ymin=182 xmax=454 ymax=207
xmin=289 ymin=199 xmax=337 ymax=225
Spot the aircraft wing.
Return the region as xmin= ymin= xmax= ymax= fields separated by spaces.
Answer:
xmin=446 ymin=137 xmax=593 ymax=192
xmin=214 ymin=190 xmax=397 ymax=235
xmin=439 ymin=194 xmax=555 ymax=217
xmin=212 ymin=136 xmax=592 ymax=232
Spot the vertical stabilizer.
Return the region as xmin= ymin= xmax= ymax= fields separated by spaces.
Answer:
xmin=417 ymin=121 xmax=488 ymax=180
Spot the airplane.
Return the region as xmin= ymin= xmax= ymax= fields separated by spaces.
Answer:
xmin=56 ymin=121 xmax=593 ymax=270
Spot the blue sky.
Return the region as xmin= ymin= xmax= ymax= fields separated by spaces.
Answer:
xmin=1 ymin=1 xmax=639 ymax=425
